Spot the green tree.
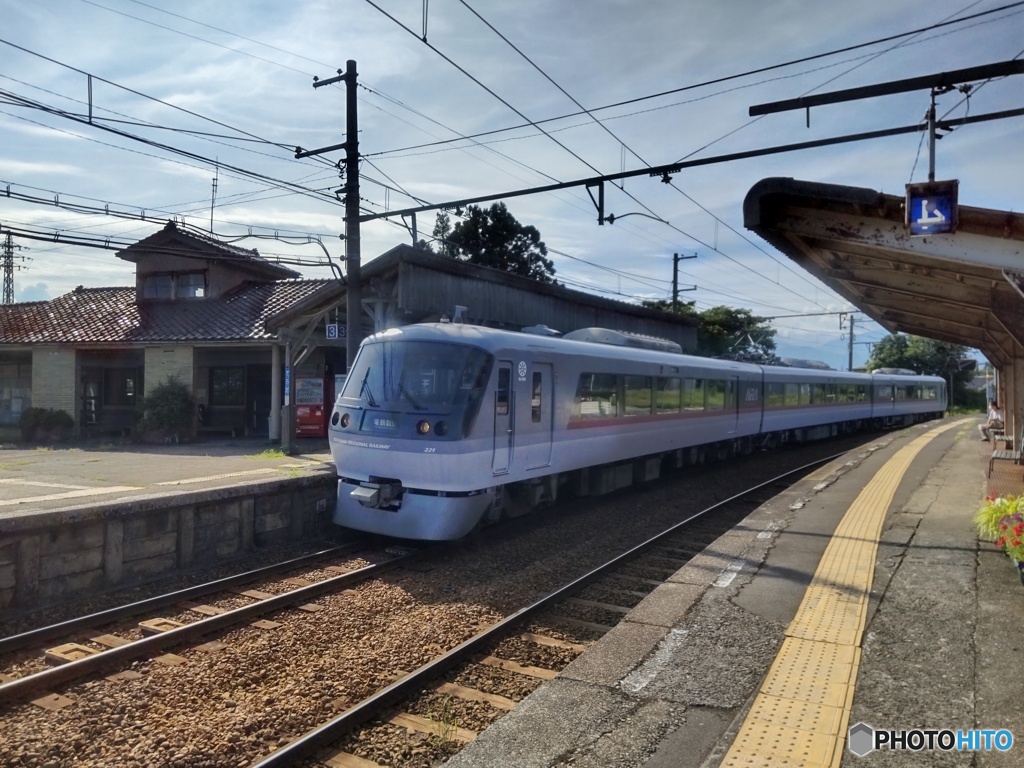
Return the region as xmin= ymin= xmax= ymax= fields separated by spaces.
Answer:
xmin=432 ymin=203 xmax=556 ymax=284
xmin=641 ymin=300 xmax=776 ymax=358
xmin=866 ymin=333 xmax=973 ymax=405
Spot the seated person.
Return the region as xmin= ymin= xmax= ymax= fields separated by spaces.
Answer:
xmin=979 ymin=400 xmax=1004 ymax=442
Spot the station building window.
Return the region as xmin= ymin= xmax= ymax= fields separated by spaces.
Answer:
xmin=142 ymin=271 xmax=206 ymax=299
xmin=103 ymin=368 xmax=139 ymax=407
xmin=210 ymin=366 xmax=245 ymax=406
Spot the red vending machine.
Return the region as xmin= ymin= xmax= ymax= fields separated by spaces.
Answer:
xmin=295 ymin=376 xmax=326 ymax=437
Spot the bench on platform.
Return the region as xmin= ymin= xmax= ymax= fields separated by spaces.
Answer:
xmin=988 ymin=424 xmax=1024 ymax=478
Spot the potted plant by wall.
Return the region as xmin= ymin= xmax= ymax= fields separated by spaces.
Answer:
xmin=975 ymin=495 xmax=1024 ymax=585
xmin=136 ymin=377 xmax=195 ymax=443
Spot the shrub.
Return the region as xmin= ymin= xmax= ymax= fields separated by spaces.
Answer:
xmin=137 ymin=377 xmax=194 ymax=441
xmin=19 ymin=407 xmax=75 ymax=442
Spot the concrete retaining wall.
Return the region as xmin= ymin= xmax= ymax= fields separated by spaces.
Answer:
xmin=0 ymin=474 xmax=336 ymax=615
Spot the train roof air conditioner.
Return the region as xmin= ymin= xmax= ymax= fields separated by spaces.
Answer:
xmin=562 ymin=327 xmax=682 ymax=353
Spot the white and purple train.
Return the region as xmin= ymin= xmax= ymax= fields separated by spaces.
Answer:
xmin=328 ymin=323 xmax=946 ymax=540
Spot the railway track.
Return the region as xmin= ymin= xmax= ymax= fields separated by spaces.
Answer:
xmin=0 ymin=542 xmax=424 ymax=704
xmin=0 ymin=440 xmax=871 ymax=768
xmin=251 ymin=453 xmax=845 ymax=768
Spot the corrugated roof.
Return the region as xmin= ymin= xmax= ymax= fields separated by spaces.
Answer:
xmin=0 ymin=280 xmax=334 ymax=345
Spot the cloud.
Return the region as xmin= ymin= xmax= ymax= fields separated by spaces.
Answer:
xmin=15 ymin=282 xmax=51 ymax=302
xmin=0 ymin=158 xmax=83 ymax=177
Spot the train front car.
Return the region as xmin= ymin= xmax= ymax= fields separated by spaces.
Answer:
xmin=329 ymin=325 xmax=497 ymax=540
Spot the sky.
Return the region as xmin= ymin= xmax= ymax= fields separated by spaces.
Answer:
xmin=0 ymin=0 xmax=1021 ymax=370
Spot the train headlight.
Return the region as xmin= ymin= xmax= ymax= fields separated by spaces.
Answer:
xmin=340 ymin=413 xmax=351 ymax=428
xmin=331 ymin=412 xmax=340 ymax=426
xmin=434 ymin=421 xmax=448 ymax=436
xmin=416 ymin=420 xmax=430 ymax=435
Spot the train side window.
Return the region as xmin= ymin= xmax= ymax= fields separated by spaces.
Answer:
xmin=706 ymin=379 xmax=725 ymax=412
xmin=798 ymin=383 xmax=811 ymax=405
xmin=531 ymin=372 xmax=542 ymax=423
xmin=655 ymin=377 xmax=681 ymax=414
xmin=784 ymin=383 xmax=799 ymax=406
xmin=767 ymin=382 xmax=785 ymax=408
xmin=624 ymin=376 xmax=652 ymax=416
xmin=496 ymin=367 xmax=510 ymax=416
xmin=576 ymin=373 xmax=617 ymax=419
xmin=683 ymin=378 xmax=705 ymax=411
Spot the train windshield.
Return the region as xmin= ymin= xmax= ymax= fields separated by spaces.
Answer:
xmin=340 ymin=340 xmax=492 ymax=413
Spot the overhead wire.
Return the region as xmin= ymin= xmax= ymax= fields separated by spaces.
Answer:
xmin=51 ymin=0 xmax=781 ymax=295
xmin=9 ymin=2 xmax=1013 ymax=358
xmin=360 ymin=2 xmax=1024 ymax=159
xmin=448 ymin=0 xmax=842 ymax=310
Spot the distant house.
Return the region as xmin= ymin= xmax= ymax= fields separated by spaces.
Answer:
xmin=0 ymin=225 xmax=697 ymax=442
xmin=0 ymin=221 xmax=344 ymax=440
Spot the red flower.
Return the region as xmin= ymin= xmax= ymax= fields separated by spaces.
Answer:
xmin=1001 ymin=524 xmax=1009 ymax=531
xmin=1015 ymin=524 xmax=1024 ymax=536
xmin=997 ymin=537 xmax=1007 ymax=547
xmin=1013 ymin=540 xmax=1021 ymax=547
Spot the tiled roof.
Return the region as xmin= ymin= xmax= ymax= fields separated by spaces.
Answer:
xmin=0 ymin=280 xmax=335 ymax=345
xmin=116 ymin=221 xmax=301 ymax=281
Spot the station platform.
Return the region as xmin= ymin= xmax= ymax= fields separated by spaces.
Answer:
xmin=445 ymin=417 xmax=1023 ymax=768
xmin=0 ymin=437 xmax=334 ymax=522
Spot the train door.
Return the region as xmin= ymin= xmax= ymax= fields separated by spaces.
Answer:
xmin=519 ymin=362 xmax=553 ymax=470
xmin=492 ymin=362 xmax=513 ymax=475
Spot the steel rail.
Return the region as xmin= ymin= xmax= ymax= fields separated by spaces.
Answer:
xmin=0 ymin=544 xmax=359 ymax=656
xmin=0 ymin=546 xmax=432 ymax=705
xmin=251 ymin=451 xmax=846 ymax=766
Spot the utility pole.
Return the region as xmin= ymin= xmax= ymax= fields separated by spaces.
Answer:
xmin=848 ymin=313 xmax=855 ymax=371
xmin=671 ymin=252 xmax=697 ymax=312
xmin=840 ymin=312 xmax=858 ymax=371
xmin=298 ymin=59 xmax=362 ymax=370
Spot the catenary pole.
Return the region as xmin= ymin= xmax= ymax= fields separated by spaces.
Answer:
xmin=343 ymin=60 xmax=361 ymax=370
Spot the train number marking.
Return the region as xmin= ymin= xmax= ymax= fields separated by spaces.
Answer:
xmin=424 ymin=447 xmax=436 ymax=453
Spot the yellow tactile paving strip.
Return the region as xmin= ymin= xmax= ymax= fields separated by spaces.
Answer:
xmin=721 ymin=420 xmax=966 ymax=768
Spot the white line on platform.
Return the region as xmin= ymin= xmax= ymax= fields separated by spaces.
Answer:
xmin=0 ymin=486 xmax=142 ymax=507
xmin=155 ymin=467 xmax=280 ymax=486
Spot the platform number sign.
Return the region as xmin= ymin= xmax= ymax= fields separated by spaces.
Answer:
xmin=326 ymin=323 xmax=347 ymax=340
xmin=906 ymin=180 xmax=958 ymax=236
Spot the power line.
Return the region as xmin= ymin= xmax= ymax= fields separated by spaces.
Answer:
xmin=360 ymin=2 xmax=1024 ymax=160
xmin=0 ymin=87 xmax=340 ymax=207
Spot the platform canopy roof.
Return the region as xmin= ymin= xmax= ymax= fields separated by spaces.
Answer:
xmin=744 ymin=178 xmax=1024 ymax=369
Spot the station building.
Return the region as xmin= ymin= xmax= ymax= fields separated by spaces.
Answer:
xmin=0 ymin=222 xmax=697 ymax=442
